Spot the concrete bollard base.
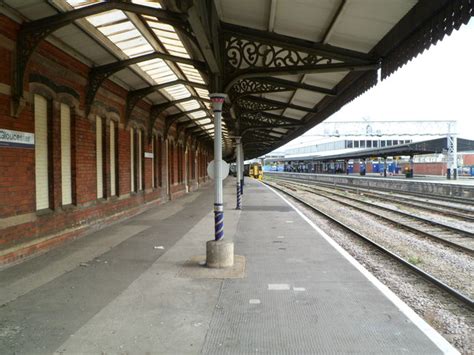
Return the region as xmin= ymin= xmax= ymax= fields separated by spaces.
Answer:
xmin=206 ymin=240 xmax=234 ymax=268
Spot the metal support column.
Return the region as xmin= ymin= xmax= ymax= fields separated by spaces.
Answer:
xmin=447 ymin=122 xmax=458 ymax=180
xmin=235 ymin=137 xmax=242 ymax=210
xmin=383 ymin=157 xmax=387 ymax=177
xmin=209 ymin=93 xmax=226 ymax=241
xmin=184 ymin=146 xmax=188 ymax=192
xmin=240 ymin=144 xmax=244 ymax=195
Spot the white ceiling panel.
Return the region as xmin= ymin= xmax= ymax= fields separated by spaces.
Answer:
xmin=5 ymin=0 xmax=57 ymax=20
xmin=147 ymin=91 xmax=166 ymax=103
xmin=282 ymin=108 xmax=306 ymax=120
xmin=265 ymin=109 xmax=284 ymax=116
xmin=291 ymin=91 xmax=325 ymax=108
xmin=262 ymin=91 xmax=294 ymax=101
xmin=113 ymin=70 xmax=147 ymax=90
xmin=304 ymin=71 xmax=348 ymax=89
xmin=329 ymin=0 xmax=417 ymax=53
xmin=215 ymin=0 xmax=270 ymax=31
xmin=273 ymin=0 xmax=336 ymax=41
xmin=54 ymin=26 xmax=115 ymax=65
xmin=274 ymin=74 xmax=301 ymax=82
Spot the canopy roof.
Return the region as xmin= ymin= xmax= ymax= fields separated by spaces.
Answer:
xmin=5 ymin=0 xmax=473 ymax=157
xmin=266 ymin=138 xmax=474 ymax=162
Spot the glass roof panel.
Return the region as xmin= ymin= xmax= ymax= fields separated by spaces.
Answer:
xmin=147 ymin=21 xmax=175 ymax=32
xmin=150 ymin=28 xmax=180 ymax=40
xmin=123 ymin=45 xmax=154 ymax=57
xmin=164 ymin=84 xmax=191 ymax=99
xmin=88 ymin=11 xmax=127 ymax=27
xmin=67 ymin=0 xmax=97 ymax=7
xmin=98 ymin=21 xmax=135 ymax=36
xmin=116 ymin=36 xmax=149 ymax=50
xmin=65 ymin=0 xmax=209 ymax=126
xmin=132 ymin=0 xmax=162 ymax=8
xmin=180 ymin=100 xmax=200 ymax=110
xmin=108 ymin=29 xmax=141 ymax=43
xmin=190 ymin=111 xmax=206 ymax=119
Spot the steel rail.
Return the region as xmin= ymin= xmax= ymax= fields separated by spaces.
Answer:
xmin=268 ymin=173 xmax=474 ymax=206
xmin=271 ymin=175 xmax=474 ymax=214
xmin=274 ymin=180 xmax=474 ymax=255
xmin=263 ymin=181 xmax=474 ymax=310
xmin=279 ymin=179 xmax=474 ymax=238
xmin=277 ymin=176 xmax=474 ymax=221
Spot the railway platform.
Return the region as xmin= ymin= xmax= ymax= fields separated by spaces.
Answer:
xmin=0 ymin=178 xmax=456 ymax=354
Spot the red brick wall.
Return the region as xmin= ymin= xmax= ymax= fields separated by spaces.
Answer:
xmin=0 ymin=14 xmax=211 ymax=263
xmin=413 ymin=163 xmax=446 ymax=175
xmin=463 ymin=154 xmax=474 ymax=166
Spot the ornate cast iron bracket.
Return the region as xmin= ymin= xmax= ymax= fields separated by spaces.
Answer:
xmin=224 ymin=34 xmax=332 ymax=75
xmin=228 ymin=78 xmax=289 ymax=102
xmin=236 ymin=96 xmax=316 ymax=113
xmin=239 ymin=111 xmax=303 ymax=126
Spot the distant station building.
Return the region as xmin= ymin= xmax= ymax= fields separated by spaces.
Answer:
xmin=264 ymin=135 xmax=474 ymax=177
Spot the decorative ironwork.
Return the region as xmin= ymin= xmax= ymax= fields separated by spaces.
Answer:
xmin=381 ymin=0 xmax=474 ymax=79
xmin=225 ymin=36 xmax=332 ymax=73
xmin=236 ymin=96 xmax=315 ymax=113
xmin=236 ymin=98 xmax=282 ymax=112
xmin=228 ymin=78 xmax=289 ymax=102
xmin=382 ymin=0 xmax=474 ymax=80
xmin=240 ymin=124 xmax=299 ymax=138
xmin=85 ymin=71 xmax=110 ymax=116
xmin=239 ymin=111 xmax=302 ymax=126
xmin=125 ymin=91 xmax=149 ymax=125
xmin=232 ymin=79 xmax=288 ymax=94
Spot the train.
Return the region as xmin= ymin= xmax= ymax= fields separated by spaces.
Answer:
xmin=244 ymin=162 xmax=263 ymax=180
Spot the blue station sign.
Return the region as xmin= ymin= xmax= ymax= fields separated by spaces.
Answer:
xmin=0 ymin=129 xmax=35 ymax=148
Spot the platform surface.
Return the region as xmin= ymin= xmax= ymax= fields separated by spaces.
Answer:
xmin=0 ymin=178 xmax=453 ymax=354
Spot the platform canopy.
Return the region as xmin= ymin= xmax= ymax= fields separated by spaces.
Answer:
xmin=266 ymin=138 xmax=474 ymax=163
xmin=6 ymin=0 xmax=473 ymax=158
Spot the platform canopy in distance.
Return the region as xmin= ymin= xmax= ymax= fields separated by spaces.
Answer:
xmin=8 ymin=0 xmax=473 ymax=159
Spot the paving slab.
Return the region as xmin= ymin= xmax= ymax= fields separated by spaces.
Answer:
xmin=0 ymin=178 xmax=456 ymax=354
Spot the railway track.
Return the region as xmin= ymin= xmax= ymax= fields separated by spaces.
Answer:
xmin=271 ymin=175 xmax=474 ymax=220
xmin=262 ymin=180 xmax=474 ymax=310
xmin=271 ymin=178 xmax=474 ymax=255
xmin=269 ymin=173 xmax=474 ymax=208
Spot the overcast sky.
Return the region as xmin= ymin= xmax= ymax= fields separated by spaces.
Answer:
xmin=279 ymin=18 xmax=474 ymax=150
